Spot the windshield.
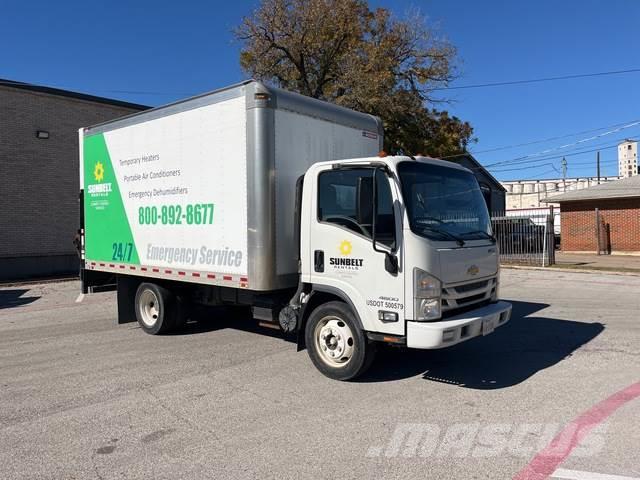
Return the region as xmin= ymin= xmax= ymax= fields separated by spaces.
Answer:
xmin=397 ymin=161 xmax=493 ymax=242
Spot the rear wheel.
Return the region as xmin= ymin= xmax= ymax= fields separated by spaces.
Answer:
xmin=305 ymin=301 xmax=375 ymax=381
xmin=135 ymin=282 xmax=176 ymax=335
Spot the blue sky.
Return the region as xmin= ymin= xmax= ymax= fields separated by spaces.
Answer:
xmin=1 ymin=0 xmax=638 ymax=180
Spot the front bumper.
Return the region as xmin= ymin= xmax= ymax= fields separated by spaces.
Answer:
xmin=406 ymin=301 xmax=512 ymax=349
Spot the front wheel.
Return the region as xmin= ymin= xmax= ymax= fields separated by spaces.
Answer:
xmin=305 ymin=301 xmax=376 ymax=381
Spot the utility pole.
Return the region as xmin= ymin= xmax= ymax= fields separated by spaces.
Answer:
xmin=561 ymin=157 xmax=567 ymax=192
xmin=597 ymin=151 xmax=601 ymax=184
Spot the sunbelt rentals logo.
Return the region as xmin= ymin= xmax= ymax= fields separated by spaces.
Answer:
xmin=339 ymin=240 xmax=352 ymax=256
xmin=93 ymin=161 xmax=105 ymax=182
xmin=88 ymin=161 xmax=112 ymax=197
xmin=330 ymin=240 xmax=363 ymax=270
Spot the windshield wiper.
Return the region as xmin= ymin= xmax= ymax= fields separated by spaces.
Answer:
xmin=460 ymin=230 xmax=496 ymax=242
xmin=417 ymin=224 xmax=465 ymax=246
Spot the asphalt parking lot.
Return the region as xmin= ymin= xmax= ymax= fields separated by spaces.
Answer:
xmin=1 ymin=269 xmax=639 ymax=480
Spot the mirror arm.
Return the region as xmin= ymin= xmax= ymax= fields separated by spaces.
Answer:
xmin=371 ymin=168 xmax=398 ymax=275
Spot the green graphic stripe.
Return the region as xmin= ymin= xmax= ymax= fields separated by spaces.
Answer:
xmin=84 ymin=133 xmax=140 ymax=264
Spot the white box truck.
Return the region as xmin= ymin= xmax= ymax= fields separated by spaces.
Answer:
xmin=80 ymin=80 xmax=511 ymax=380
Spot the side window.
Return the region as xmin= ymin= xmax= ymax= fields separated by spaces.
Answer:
xmin=374 ymin=171 xmax=396 ymax=248
xmin=318 ymin=168 xmax=395 ymax=247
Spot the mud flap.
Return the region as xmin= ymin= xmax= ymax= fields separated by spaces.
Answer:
xmin=117 ymin=275 xmax=140 ymax=324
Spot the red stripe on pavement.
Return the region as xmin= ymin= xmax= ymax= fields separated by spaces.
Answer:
xmin=513 ymin=381 xmax=640 ymax=480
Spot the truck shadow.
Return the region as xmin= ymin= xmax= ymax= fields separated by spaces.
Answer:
xmin=166 ymin=306 xmax=297 ymax=342
xmin=357 ymin=300 xmax=605 ymax=388
xmin=0 ymin=289 xmax=40 ymax=310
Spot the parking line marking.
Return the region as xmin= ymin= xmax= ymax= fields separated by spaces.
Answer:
xmin=75 ymin=293 xmax=84 ymax=303
xmin=552 ymin=468 xmax=640 ymax=480
xmin=513 ymin=381 xmax=640 ymax=480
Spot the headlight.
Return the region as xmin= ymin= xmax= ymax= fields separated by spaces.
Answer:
xmin=414 ymin=268 xmax=441 ymax=321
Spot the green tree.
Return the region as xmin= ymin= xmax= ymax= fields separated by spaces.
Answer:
xmin=236 ymin=0 xmax=475 ymax=155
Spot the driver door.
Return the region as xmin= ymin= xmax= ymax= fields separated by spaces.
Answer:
xmin=307 ymin=166 xmax=405 ymax=336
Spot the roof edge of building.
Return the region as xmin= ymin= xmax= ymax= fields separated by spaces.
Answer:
xmin=542 ymin=192 xmax=640 ymax=203
xmin=445 ymin=153 xmax=506 ymax=192
xmin=0 ymin=78 xmax=149 ymax=110
xmin=542 ymin=174 xmax=640 ymax=203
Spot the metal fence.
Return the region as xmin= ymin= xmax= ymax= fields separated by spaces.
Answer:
xmin=491 ymin=207 xmax=556 ymax=266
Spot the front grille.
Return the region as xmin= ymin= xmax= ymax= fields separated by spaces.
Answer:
xmin=442 ymin=299 xmax=491 ymax=319
xmin=442 ymin=276 xmax=496 ymax=315
xmin=456 ymin=292 xmax=486 ymax=305
xmin=454 ymin=280 xmax=489 ymax=294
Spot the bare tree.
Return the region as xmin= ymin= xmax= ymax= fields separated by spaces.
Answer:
xmin=236 ymin=0 xmax=475 ymax=155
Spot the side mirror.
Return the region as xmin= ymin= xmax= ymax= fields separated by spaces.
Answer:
xmin=384 ymin=252 xmax=399 ymax=275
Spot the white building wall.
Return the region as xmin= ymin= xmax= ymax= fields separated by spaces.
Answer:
xmin=500 ymin=176 xmax=621 ymax=210
xmin=618 ymin=140 xmax=638 ymax=178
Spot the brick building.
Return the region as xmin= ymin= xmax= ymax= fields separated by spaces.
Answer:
xmin=544 ymin=175 xmax=640 ymax=254
xmin=0 ymin=79 xmax=147 ymax=280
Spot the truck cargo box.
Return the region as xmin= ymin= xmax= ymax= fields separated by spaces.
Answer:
xmin=81 ymin=80 xmax=382 ymax=291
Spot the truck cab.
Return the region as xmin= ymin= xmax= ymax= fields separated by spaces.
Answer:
xmin=297 ymin=155 xmax=512 ymax=379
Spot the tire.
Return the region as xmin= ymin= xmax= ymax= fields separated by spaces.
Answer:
xmin=305 ymin=301 xmax=376 ymax=381
xmin=134 ymin=282 xmax=176 ymax=335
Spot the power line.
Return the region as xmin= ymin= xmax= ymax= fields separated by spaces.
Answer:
xmin=486 ymin=143 xmax=620 ymax=171
xmin=490 ymin=157 xmax=618 ymax=175
xmin=432 ymin=67 xmax=640 ymax=91
xmin=485 ymin=134 xmax=640 ymax=170
xmin=459 ymin=119 xmax=640 ymax=156
xmin=484 ymin=126 xmax=640 ymax=168
xmin=568 ymin=157 xmax=617 ymax=167
xmin=494 ymin=157 xmax=622 ymax=180
xmin=489 ymin=162 xmax=557 ymax=173
xmin=511 ymin=169 xmax=562 ymax=180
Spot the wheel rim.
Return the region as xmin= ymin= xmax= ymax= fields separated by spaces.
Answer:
xmin=314 ymin=316 xmax=355 ymax=368
xmin=138 ymin=289 xmax=160 ymax=327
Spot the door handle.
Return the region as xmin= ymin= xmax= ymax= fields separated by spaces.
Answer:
xmin=314 ymin=250 xmax=324 ymax=272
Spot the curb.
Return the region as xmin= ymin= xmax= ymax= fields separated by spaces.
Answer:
xmin=0 ymin=276 xmax=78 ymax=288
xmin=502 ymin=264 xmax=640 ymax=277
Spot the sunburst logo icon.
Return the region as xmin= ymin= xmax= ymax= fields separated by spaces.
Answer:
xmin=339 ymin=240 xmax=352 ymax=256
xmin=93 ymin=161 xmax=105 ymax=182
